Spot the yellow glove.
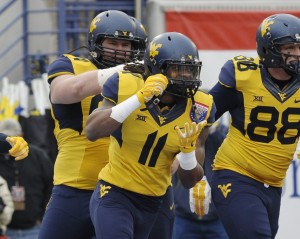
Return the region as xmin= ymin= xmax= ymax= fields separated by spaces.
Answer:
xmin=175 ymin=121 xmax=207 ymax=153
xmin=189 ymin=176 xmax=211 ymax=217
xmin=6 ymin=136 xmax=29 ymax=160
xmin=136 ymin=74 xmax=168 ymax=103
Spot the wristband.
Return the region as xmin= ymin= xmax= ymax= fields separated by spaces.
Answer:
xmin=176 ymin=151 xmax=198 ymax=170
xmin=97 ymin=64 xmax=124 ymax=88
xmin=110 ymin=95 xmax=141 ymax=123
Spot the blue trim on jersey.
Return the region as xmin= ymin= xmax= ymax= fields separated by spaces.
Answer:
xmin=210 ymin=75 xmax=245 ymax=134
xmin=219 ymin=60 xmax=236 ymax=88
xmin=103 ymin=72 xmax=124 ymax=148
xmin=52 ymin=102 xmax=83 ymax=133
xmin=102 ymin=72 xmax=120 ymax=103
xmin=206 ymin=102 xmax=216 ymax=125
xmin=48 ymin=55 xmax=74 ymax=83
xmin=111 ymin=124 xmax=123 ymax=148
xmin=146 ymin=99 xmax=188 ymax=126
xmin=209 ymin=83 xmax=239 ymax=119
xmin=47 ymin=54 xmax=102 ymax=133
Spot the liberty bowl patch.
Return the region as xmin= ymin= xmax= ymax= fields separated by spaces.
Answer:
xmin=191 ymin=102 xmax=208 ymax=122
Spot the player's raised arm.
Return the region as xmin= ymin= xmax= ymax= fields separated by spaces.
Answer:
xmin=85 ymin=73 xmax=168 ymax=141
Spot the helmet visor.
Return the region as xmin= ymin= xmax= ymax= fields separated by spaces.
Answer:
xmin=163 ymin=62 xmax=201 ymax=82
xmin=162 ymin=62 xmax=202 ymax=98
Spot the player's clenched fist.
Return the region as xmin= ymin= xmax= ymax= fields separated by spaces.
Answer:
xmin=175 ymin=121 xmax=207 ymax=153
xmin=189 ymin=176 xmax=211 ymax=217
xmin=6 ymin=136 xmax=29 ymax=160
xmin=136 ymin=74 xmax=168 ymax=103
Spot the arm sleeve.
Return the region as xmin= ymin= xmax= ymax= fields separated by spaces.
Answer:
xmin=102 ymin=72 xmax=120 ymax=104
xmin=206 ymin=102 xmax=216 ymax=125
xmin=218 ymin=59 xmax=236 ymax=87
xmin=47 ymin=55 xmax=74 ymax=84
xmin=209 ymin=59 xmax=239 ymax=120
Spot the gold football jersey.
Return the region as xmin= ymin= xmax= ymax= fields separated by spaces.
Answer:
xmin=99 ymin=71 xmax=214 ymax=196
xmin=213 ymin=56 xmax=300 ymax=187
xmin=49 ymin=54 xmax=109 ymax=190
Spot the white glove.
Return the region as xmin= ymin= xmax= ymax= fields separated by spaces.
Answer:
xmin=97 ymin=64 xmax=125 ymax=88
xmin=189 ymin=176 xmax=211 ymax=217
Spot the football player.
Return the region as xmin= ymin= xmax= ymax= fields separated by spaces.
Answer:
xmin=86 ymin=32 xmax=216 ymax=239
xmin=129 ymin=17 xmax=175 ymax=239
xmin=209 ymin=13 xmax=300 ymax=239
xmin=0 ymin=133 xmax=28 ymax=160
xmin=130 ymin=16 xmax=148 ymax=61
xmin=38 ymin=10 xmax=146 ymax=239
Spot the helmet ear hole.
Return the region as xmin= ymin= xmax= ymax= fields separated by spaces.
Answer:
xmin=262 ymin=47 xmax=267 ymax=54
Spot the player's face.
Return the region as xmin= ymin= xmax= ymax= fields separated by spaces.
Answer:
xmin=165 ymin=64 xmax=196 ymax=81
xmin=101 ymin=38 xmax=132 ymax=62
xmin=161 ymin=92 xmax=176 ymax=104
xmin=280 ymin=43 xmax=300 ymax=64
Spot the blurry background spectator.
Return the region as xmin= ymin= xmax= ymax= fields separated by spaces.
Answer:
xmin=0 ymin=175 xmax=14 ymax=239
xmin=0 ymin=119 xmax=54 ymax=239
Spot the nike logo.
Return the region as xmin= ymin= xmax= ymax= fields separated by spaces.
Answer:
xmin=295 ymin=99 xmax=300 ymax=103
xmin=170 ymin=203 xmax=174 ymax=211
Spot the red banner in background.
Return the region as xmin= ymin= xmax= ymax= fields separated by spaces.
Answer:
xmin=166 ymin=11 xmax=300 ymax=50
